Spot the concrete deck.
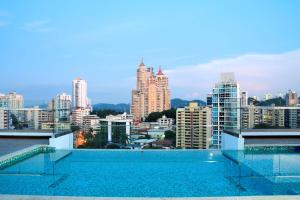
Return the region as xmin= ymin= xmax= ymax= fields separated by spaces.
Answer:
xmin=0 ymin=195 xmax=300 ymax=200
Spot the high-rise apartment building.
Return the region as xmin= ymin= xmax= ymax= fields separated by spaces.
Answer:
xmin=242 ymin=106 xmax=298 ymax=129
xmin=0 ymin=93 xmax=8 ymax=108
xmin=212 ymin=72 xmax=240 ymax=148
xmin=131 ymin=60 xmax=171 ymax=121
xmin=0 ymin=92 xmax=24 ymax=110
xmin=176 ymin=102 xmax=212 ymax=149
xmin=241 ymin=106 xmax=262 ymax=129
xmin=72 ymin=78 xmax=90 ymax=109
xmin=285 ymin=109 xmax=300 ymax=128
xmin=285 ymin=90 xmax=298 ymax=106
xmin=54 ymin=93 xmax=72 ymax=121
xmin=241 ymin=91 xmax=248 ymax=106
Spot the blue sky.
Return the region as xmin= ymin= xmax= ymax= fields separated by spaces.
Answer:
xmin=1 ymin=0 xmax=300 ymax=104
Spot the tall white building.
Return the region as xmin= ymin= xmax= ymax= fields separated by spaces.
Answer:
xmin=72 ymin=78 xmax=89 ymax=109
xmin=212 ymin=72 xmax=240 ymax=148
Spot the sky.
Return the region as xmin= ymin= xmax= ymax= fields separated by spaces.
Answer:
xmin=0 ymin=0 xmax=300 ymax=105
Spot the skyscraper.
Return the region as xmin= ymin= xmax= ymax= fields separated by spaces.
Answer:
xmin=72 ymin=78 xmax=90 ymax=109
xmin=71 ymin=78 xmax=91 ymax=128
xmin=212 ymin=72 xmax=240 ymax=148
xmin=131 ymin=59 xmax=171 ymax=121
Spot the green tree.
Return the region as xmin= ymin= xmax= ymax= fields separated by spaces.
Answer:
xmin=145 ymin=108 xmax=176 ymax=122
xmin=254 ymin=123 xmax=281 ymax=129
xmin=164 ymin=130 xmax=176 ymax=146
xmin=91 ymin=109 xmax=122 ymax=118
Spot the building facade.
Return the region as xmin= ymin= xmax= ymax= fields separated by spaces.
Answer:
xmin=212 ymin=73 xmax=240 ymax=148
xmin=100 ymin=114 xmax=132 ymax=145
xmin=285 ymin=90 xmax=298 ymax=106
xmin=176 ymin=102 xmax=212 ymax=149
xmin=0 ymin=92 xmax=24 ymax=111
xmin=241 ymin=91 xmax=248 ymax=106
xmin=83 ymin=115 xmax=100 ymax=132
xmin=0 ymin=110 xmax=10 ymax=129
xmin=131 ymin=60 xmax=171 ymax=121
xmin=72 ymin=78 xmax=91 ymax=109
xmin=71 ymin=108 xmax=90 ymax=127
xmin=157 ymin=115 xmax=174 ymax=128
xmin=54 ymin=93 xmax=72 ymax=121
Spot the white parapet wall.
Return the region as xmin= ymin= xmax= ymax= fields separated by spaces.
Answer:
xmin=49 ymin=132 xmax=74 ymax=150
xmin=221 ymin=132 xmax=244 ymax=150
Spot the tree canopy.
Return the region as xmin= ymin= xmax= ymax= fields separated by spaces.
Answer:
xmin=145 ymin=108 xmax=176 ymax=122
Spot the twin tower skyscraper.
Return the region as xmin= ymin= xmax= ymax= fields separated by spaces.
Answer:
xmin=131 ymin=59 xmax=171 ymax=121
xmin=72 ymin=59 xmax=171 ymax=122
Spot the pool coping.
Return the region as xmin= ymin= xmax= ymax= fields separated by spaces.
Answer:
xmin=0 ymin=195 xmax=300 ymax=200
xmin=0 ymin=145 xmax=55 ymax=170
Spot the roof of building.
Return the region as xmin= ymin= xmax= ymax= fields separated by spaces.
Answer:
xmin=241 ymin=129 xmax=300 ymax=137
xmin=242 ymin=129 xmax=300 ymax=132
xmin=139 ymin=58 xmax=145 ymax=67
xmin=157 ymin=66 xmax=164 ymax=75
xmin=132 ymin=139 xmax=156 ymax=144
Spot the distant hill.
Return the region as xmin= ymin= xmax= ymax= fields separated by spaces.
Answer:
xmin=92 ymin=98 xmax=206 ymax=112
xmin=93 ymin=103 xmax=130 ymax=112
xmin=248 ymin=97 xmax=286 ymax=106
xmin=171 ymin=98 xmax=206 ymax=108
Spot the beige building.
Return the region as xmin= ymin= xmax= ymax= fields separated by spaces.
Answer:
xmin=131 ymin=59 xmax=171 ymax=121
xmin=71 ymin=108 xmax=90 ymax=127
xmin=176 ymin=102 xmax=212 ymax=149
xmin=83 ymin=114 xmax=100 ymax=132
xmin=241 ymin=105 xmax=285 ymax=129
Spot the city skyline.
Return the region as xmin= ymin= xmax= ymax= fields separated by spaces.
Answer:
xmin=1 ymin=1 xmax=300 ymax=103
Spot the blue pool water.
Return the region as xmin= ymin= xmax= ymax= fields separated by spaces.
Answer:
xmin=0 ymin=150 xmax=300 ymax=197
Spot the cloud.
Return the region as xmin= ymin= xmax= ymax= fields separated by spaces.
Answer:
xmin=23 ymin=20 xmax=53 ymax=32
xmin=166 ymin=49 xmax=300 ymax=99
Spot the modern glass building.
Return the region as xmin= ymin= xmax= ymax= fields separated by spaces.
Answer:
xmin=212 ymin=72 xmax=240 ymax=148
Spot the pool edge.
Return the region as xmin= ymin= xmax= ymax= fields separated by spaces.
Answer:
xmin=0 ymin=194 xmax=300 ymax=200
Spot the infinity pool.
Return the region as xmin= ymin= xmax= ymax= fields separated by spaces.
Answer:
xmin=0 ymin=149 xmax=300 ymax=197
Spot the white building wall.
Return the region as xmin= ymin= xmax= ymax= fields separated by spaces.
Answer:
xmin=221 ymin=132 xmax=244 ymax=150
xmin=49 ymin=133 xmax=74 ymax=150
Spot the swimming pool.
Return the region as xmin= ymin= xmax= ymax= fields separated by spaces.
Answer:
xmin=0 ymin=149 xmax=300 ymax=197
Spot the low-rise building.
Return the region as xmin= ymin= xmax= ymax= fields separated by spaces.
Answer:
xmin=99 ymin=114 xmax=133 ymax=145
xmin=71 ymin=108 xmax=90 ymax=127
xmin=0 ymin=110 xmax=10 ymax=129
xmin=147 ymin=128 xmax=167 ymax=140
xmin=157 ymin=115 xmax=173 ymax=128
xmin=83 ymin=115 xmax=100 ymax=132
